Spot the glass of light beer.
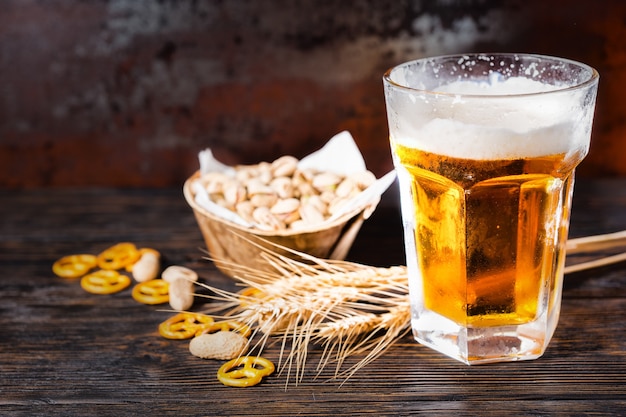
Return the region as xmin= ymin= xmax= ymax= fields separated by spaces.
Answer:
xmin=383 ymin=53 xmax=599 ymax=364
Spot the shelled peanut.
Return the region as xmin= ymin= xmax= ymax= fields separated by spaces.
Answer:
xmin=193 ymin=156 xmax=376 ymax=231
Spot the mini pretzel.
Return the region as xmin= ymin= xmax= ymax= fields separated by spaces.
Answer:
xmin=132 ymin=279 xmax=169 ymax=305
xmin=97 ymin=242 xmax=140 ymax=270
xmin=195 ymin=320 xmax=252 ymax=338
xmin=53 ymin=254 xmax=97 ymax=278
xmin=217 ymin=356 xmax=275 ymax=388
xmin=80 ymin=269 xmax=131 ymax=294
xmin=238 ymin=287 xmax=266 ymax=307
xmin=158 ymin=312 xmax=214 ymax=340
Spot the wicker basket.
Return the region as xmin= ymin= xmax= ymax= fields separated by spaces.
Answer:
xmin=183 ymin=171 xmax=375 ymax=278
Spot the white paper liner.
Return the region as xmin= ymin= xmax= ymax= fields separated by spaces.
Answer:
xmin=192 ymin=131 xmax=396 ymax=229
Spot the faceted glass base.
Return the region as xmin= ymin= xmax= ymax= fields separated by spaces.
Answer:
xmin=411 ymin=306 xmax=560 ymax=364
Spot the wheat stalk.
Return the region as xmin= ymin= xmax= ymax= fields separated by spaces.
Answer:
xmin=194 ymin=239 xmax=411 ymax=387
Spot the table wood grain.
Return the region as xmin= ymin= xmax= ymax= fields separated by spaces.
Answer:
xmin=1 ymin=179 xmax=625 ymax=416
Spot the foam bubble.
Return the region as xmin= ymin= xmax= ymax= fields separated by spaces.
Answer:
xmin=391 ymin=77 xmax=588 ymax=160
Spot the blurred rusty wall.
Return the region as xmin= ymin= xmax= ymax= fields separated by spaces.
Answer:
xmin=0 ymin=0 xmax=624 ymax=188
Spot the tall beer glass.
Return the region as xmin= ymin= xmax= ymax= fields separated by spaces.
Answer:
xmin=383 ymin=54 xmax=599 ymax=364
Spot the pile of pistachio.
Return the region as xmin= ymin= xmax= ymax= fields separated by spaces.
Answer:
xmin=194 ymin=156 xmax=376 ymax=231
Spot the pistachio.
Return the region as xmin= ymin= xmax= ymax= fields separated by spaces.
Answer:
xmin=319 ymin=190 xmax=337 ymax=204
xmin=252 ymin=206 xmax=285 ymax=230
xmin=328 ymin=197 xmax=350 ymax=216
xmin=303 ymin=194 xmax=327 ymax=214
xmin=270 ymin=198 xmax=300 ymax=215
xmin=271 ymin=198 xmax=301 ymax=224
xmin=270 ymin=176 xmax=294 ymax=199
xmin=335 ymin=178 xmax=358 ymax=198
xmin=234 ymin=166 xmax=255 ymax=182
xmin=289 ymin=219 xmax=309 ymax=230
xmin=195 ymin=155 xmax=377 ymax=231
xmin=312 ymin=172 xmax=342 ymax=192
xmin=296 ymin=168 xmax=316 ymax=183
xmin=235 ymin=200 xmax=255 ymax=224
xmin=295 ymin=181 xmax=316 ymax=198
xmin=131 ymin=252 xmax=160 ymax=282
xmin=271 ymin=155 xmax=298 ymax=177
xmin=223 ymin=181 xmax=246 ymax=208
xmin=203 ymin=172 xmax=229 ymax=194
xmin=161 ymin=265 xmax=198 ymax=283
xmin=246 ymin=178 xmax=274 ymax=196
xmin=299 ymin=202 xmax=325 ymax=224
xmin=257 ymin=162 xmax=273 ymax=184
xmin=168 ymin=278 xmax=195 ymax=311
xmin=281 ymin=210 xmax=301 ymax=225
xmin=250 ymin=193 xmax=278 ymax=208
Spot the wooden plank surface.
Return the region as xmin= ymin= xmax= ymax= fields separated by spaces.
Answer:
xmin=1 ymin=179 xmax=625 ymax=417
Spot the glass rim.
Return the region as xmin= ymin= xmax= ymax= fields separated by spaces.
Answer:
xmin=383 ymin=52 xmax=599 ymax=99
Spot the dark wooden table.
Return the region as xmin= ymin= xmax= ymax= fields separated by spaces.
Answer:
xmin=2 ymin=179 xmax=626 ymax=417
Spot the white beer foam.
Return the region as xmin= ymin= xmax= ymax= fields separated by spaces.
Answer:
xmin=392 ymin=77 xmax=587 ymax=160
xmin=435 ymin=76 xmax=560 ymax=95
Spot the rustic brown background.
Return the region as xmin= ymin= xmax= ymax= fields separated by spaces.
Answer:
xmin=1 ymin=0 xmax=624 ymax=188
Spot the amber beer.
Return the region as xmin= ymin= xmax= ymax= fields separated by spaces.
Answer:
xmin=392 ymin=143 xmax=579 ymax=327
xmin=384 ymin=54 xmax=599 ymax=364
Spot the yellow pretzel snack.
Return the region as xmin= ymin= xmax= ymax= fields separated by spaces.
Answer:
xmin=97 ymin=242 xmax=140 ymax=270
xmin=217 ymin=356 xmax=275 ymax=388
xmin=52 ymin=254 xmax=97 ymax=278
xmin=195 ymin=320 xmax=252 ymax=338
xmin=158 ymin=312 xmax=214 ymax=340
xmin=131 ymin=279 xmax=169 ymax=305
xmin=238 ymin=287 xmax=266 ymax=307
xmin=80 ymin=269 xmax=131 ymax=294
